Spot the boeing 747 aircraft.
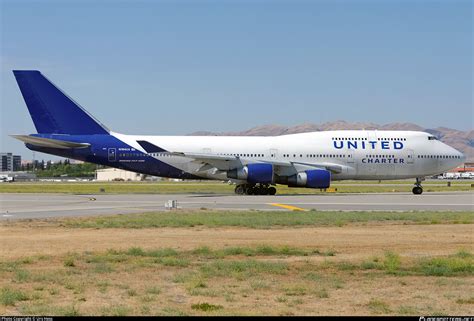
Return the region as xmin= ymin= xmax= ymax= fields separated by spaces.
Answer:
xmin=11 ymin=71 xmax=465 ymax=195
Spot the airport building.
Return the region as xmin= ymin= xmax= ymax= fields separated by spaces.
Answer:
xmin=443 ymin=162 xmax=474 ymax=179
xmin=450 ymin=162 xmax=474 ymax=172
xmin=96 ymin=168 xmax=146 ymax=181
xmin=0 ymin=153 xmax=21 ymax=171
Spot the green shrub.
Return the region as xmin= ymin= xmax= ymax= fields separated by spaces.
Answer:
xmin=127 ymin=247 xmax=145 ymax=256
xmin=15 ymin=269 xmax=30 ymax=282
xmin=383 ymin=251 xmax=401 ymax=274
xmin=191 ymin=302 xmax=223 ymax=312
xmin=64 ymin=257 xmax=75 ymax=267
xmin=367 ymin=299 xmax=391 ymax=314
xmin=0 ymin=287 xmax=28 ymax=305
xmin=418 ymin=257 xmax=473 ymax=276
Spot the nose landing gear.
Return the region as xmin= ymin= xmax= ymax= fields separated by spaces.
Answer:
xmin=412 ymin=177 xmax=424 ymax=195
xmin=234 ymin=184 xmax=277 ymax=195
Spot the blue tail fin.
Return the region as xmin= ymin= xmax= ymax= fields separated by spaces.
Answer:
xmin=13 ymin=70 xmax=109 ymax=135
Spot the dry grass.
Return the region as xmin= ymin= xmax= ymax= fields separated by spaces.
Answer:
xmin=0 ymin=218 xmax=473 ymax=315
xmin=1 ymin=221 xmax=472 ymax=260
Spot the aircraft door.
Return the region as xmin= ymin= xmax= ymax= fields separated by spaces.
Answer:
xmin=363 ymin=131 xmax=378 ymax=178
xmin=347 ymin=151 xmax=355 ymax=163
xmin=407 ymin=149 xmax=414 ymax=164
xmin=345 ymin=150 xmax=358 ymax=178
xmin=270 ymin=149 xmax=278 ymax=159
xmin=108 ymin=148 xmax=116 ymax=162
xmin=438 ymin=155 xmax=446 ymax=172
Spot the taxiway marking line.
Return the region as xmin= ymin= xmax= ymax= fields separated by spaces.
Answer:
xmin=267 ymin=203 xmax=307 ymax=211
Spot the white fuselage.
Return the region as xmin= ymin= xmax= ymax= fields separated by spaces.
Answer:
xmin=115 ymin=130 xmax=465 ymax=181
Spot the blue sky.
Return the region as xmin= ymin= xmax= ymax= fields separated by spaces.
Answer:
xmin=1 ymin=0 xmax=472 ymax=159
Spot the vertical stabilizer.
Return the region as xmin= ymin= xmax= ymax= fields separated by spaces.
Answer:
xmin=13 ymin=70 xmax=109 ymax=135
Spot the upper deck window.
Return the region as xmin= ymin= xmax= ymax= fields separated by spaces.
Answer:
xmin=428 ymin=136 xmax=438 ymax=141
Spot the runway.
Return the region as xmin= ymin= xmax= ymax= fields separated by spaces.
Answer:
xmin=1 ymin=192 xmax=472 ymax=220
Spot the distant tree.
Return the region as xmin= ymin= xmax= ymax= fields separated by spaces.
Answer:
xmin=35 ymin=161 xmax=97 ymax=178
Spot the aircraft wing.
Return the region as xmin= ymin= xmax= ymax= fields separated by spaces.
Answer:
xmin=169 ymin=152 xmax=238 ymax=161
xmin=170 ymin=152 xmax=293 ymax=166
xmin=169 ymin=151 xmax=343 ymax=174
xmin=290 ymin=161 xmax=344 ymax=174
xmin=10 ymin=135 xmax=91 ymax=149
xmin=169 ymin=152 xmax=243 ymax=172
xmin=136 ymin=141 xmax=343 ymax=174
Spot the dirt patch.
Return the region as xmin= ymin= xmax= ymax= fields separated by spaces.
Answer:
xmin=1 ymin=223 xmax=472 ymax=260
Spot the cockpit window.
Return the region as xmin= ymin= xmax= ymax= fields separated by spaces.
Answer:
xmin=428 ymin=136 xmax=438 ymax=140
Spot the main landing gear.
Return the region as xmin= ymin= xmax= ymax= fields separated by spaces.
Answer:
xmin=412 ymin=177 xmax=424 ymax=195
xmin=234 ymin=184 xmax=277 ymax=195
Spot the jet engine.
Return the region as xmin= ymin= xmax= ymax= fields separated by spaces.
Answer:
xmin=287 ymin=169 xmax=331 ymax=188
xmin=227 ymin=163 xmax=273 ymax=183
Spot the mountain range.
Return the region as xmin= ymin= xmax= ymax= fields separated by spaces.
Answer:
xmin=189 ymin=121 xmax=474 ymax=162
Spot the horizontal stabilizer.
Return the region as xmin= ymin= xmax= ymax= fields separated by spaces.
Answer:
xmin=11 ymin=135 xmax=91 ymax=149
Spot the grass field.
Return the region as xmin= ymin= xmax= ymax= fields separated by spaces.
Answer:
xmin=0 ymin=180 xmax=472 ymax=194
xmin=1 ymin=246 xmax=472 ymax=316
xmin=1 ymin=209 xmax=473 ymax=316
xmin=51 ymin=210 xmax=474 ymax=229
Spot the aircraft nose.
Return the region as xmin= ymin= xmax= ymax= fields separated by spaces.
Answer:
xmin=452 ymin=149 xmax=465 ymax=164
xmin=447 ymin=144 xmax=465 ymax=164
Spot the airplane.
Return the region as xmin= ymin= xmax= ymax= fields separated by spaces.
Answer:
xmin=11 ymin=70 xmax=466 ymax=195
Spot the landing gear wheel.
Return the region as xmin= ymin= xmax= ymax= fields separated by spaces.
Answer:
xmin=235 ymin=185 xmax=245 ymax=195
xmin=236 ymin=184 xmax=276 ymax=196
xmin=254 ymin=187 xmax=260 ymax=195
xmin=412 ymin=186 xmax=423 ymax=195
xmin=268 ymin=187 xmax=277 ymax=195
xmin=258 ymin=186 xmax=268 ymax=195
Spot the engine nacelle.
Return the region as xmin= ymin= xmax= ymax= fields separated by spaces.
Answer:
xmin=288 ymin=169 xmax=331 ymax=188
xmin=227 ymin=163 xmax=274 ymax=184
